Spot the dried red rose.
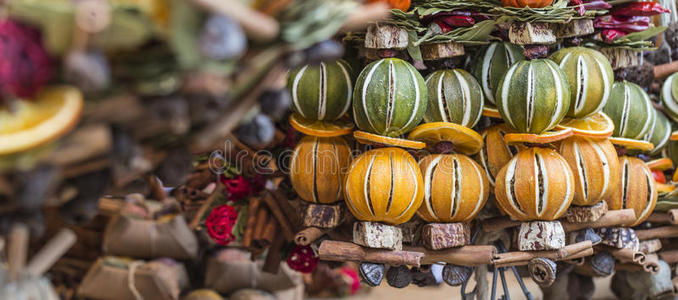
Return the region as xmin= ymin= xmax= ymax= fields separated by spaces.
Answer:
xmin=205 ymin=204 xmax=239 ymax=245
xmin=0 ymin=20 xmax=52 ymax=99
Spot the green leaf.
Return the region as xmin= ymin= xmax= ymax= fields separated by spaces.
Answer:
xmin=406 ymin=30 xmax=423 ymax=61
xmin=622 ymin=26 xmax=667 ymax=42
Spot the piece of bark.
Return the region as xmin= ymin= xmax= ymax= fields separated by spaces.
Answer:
xmin=561 ymin=209 xmax=636 ymax=232
xmin=364 ymin=24 xmax=409 ymax=50
xmin=421 ymin=223 xmax=470 ymax=250
xmin=635 ymin=226 xmax=678 ymax=240
xmin=408 ymin=245 xmax=497 ymax=266
xmin=566 ymin=201 xmax=607 ymax=223
xmin=509 ymin=22 xmax=556 ymax=45
xmin=353 ymin=221 xmax=403 ymax=251
xmin=600 ymin=47 xmax=640 ymax=70
xmin=262 ymin=192 xmax=295 ymax=242
xmin=318 ymin=240 xmax=423 ymax=267
xmin=420 ymin=42 xmax=465 ymax=60
xmin=518 ymin=221 xmax=566 ymax=251
xmin=598 ymin=227 xmax=639 ymax=250
xmin=303 ymin=204 xmax=343 ymax=229
xmin=529 ymin=257 xmax=557 ymax=287
xmin=555 ymin=19 xmax=594 ymax=38
xmin=639 ymin=239 xmax=662 ymax=254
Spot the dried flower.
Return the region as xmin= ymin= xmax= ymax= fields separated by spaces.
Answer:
xmin=205 ymin=204 xmax=238 ymax=245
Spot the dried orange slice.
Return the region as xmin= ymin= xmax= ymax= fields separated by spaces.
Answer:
xmin=0 ymin=86 xmax=83 ymax=156
xmin=646 ymin=157 xmax=674 ymax=171
xmin=407 ymin=122 xmax=483 ymax=155
xmin=673 ymin=168 xmax=678 ymax=182
xmin=353 ymin=130 xmax=425 ymax=150
xmin=289 ymin=113 xmax=353 ymax=137
xmin=504 ymin=128 xmax=574 ymax=145
xmin=555 ymin=111 xmax=614 ymax=139
xmin=482 ymin=105 xmax=502 ymax=119
xmin=671 ymin=131 xmax=678 ymax=141
xmin=608 ymin=137 xmax=655 ymax=152
xmin=656 ymin=183 xmax=675 ymax=194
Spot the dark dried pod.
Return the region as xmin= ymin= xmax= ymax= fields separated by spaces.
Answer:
xmin=442 ymin=264 xmax=472 ymax=286
xmin=589 ymin=251 xmax=615 ymax=277
xmin=386 ymin=265 xmax=412 ymax=288
xmin=411 ymin=266 xmax=438 ymax=287
xmin=528 ymin=257 xmax=557 ymax=287
xmin=574 ymin=227 xmax=602 ymax=246
xmin=359 ymin=263 xmax=385 ymax=287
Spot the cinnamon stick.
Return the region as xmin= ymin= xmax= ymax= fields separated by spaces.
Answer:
xmin=258 ymin=219 xmax=279 ymax=247
xmin=319 ymin=240 xmax=423 ymax=267
xmin=561 ymin=209 xmax=636 ymax=232
xmin=636 ymin=226 xmax=678 ymax=240
xmin=262 ymin=233 xmax=285 ymax=274
xmin=405 ymin=245 xmax=497 ymax=266
xmin=654 ymin=60 xmax=678 ymax=80
xmin=646 ymin=212 xmax=671 ymax=224
xmin=565 ymin=256 xmax=586 ymax=266
xmin=615 ymin=263 xmax=644 ymax=272
xmin=262 ymin=192 xmax=295 ymax=242
xmin=242 ymin=197 xmax=262 ymax=248
xmin=639 ymin=239 xmax=663 ymax=254
xmin=269 ymin=188 xmax=301 ymax=231
xmin=493 ymin=241 xmax=592 ymax=266
xmin=295 ymin=227 xmax=327 ymax=246
xmin=644 ymin=254 xmax=660 ymax=273
xmin=609 ymin=247 xmax=646 ymax=264
xmin=253 ymin=208 xmax=270 ymax=242
xmin=26 ymin=229 xmax=77 ymax=277
xmin=669 ymin=209 xmax=678 ymax=225
xmin=481 ymin=216 xmax=520 ymax=232
xmin=8 ymin=223 xmax=29 ymax=280
xmin=658 ymin=249 xmax=678 ymax=264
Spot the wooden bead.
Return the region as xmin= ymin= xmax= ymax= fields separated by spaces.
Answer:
xmin=566 ymin=201 xmax=608 ymax=223
xmin=360 ymin=262 xmax=385 ymax=286
xmin=421 ymin=223 xmax=470 ymax=250
xmin=420 ymin=42 xmax=465 ymax=61
xmin=518 ymin=221 xmax=566 ymax=251
xmin=353 ymin=221 xmax=403 ymax=251
xmin=508 ymin=22 xmax=556 ymax=45
xmin=302 ymin=204 xmax=343 ymax=229
xmin=598 ymin=227 xmax=639 ymax=250
xmin=386 ymin=265 xmax=412 ymax=288
xmin=555 ymin=19 xmax=594 ymax=38
xmin=442 ymin=264 xmax=472 ymax=286
xmin=528 ymin=257 xmax=557 ymax=287
xmin=364 ymin=24 xmax=408 ymax=50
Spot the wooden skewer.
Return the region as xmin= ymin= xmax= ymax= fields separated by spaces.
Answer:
xmin=25 ymin=229 xmax=77 ymax=277
xmin=635 ymin=226 xmax=678 ymax=240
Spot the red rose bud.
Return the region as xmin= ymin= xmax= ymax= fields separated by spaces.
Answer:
xmin=611 ymin=2 xmax=670 ymax=17
xmin=0 ymin=20 xmax=52 ymax=99
xmin=570 ymin=0 xmax=585 ymax=16
xmin=205 ymin=204 xmax=239 ymax=246
xmin=602 ymin=29 xmax=628 ymax=42
xmin=220 ymin=175 xmax=252 ymax=201
xmin=286 ymin=245 xmax=319 ymax=273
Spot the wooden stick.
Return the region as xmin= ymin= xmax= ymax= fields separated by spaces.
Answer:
xmin=404 ymin=245 xmax=497 ymax=266
xmin=655 ymin=60 xmax=678 ymax=80
xmin=644 ymin=254 xmax=660 ymax=274
xmin=561 ymin=209 xmax=636 ymax=232
xmin=253 ymin=208 xmax=270 ymax=242
xmin=295 ymin=227 xmax=327 ymax=246
xmin=25 ymin=229 xmax=77 ymax=277
xmin=262 ymin=192 xmax=295 ymax=242
xmin=636 ymin=226 xmax=678 ymax=240
xmin=658 ymin=249 xmax=678 ymax=264
xmin=258 ymin=218 xmax=279 ymax=247
xmin=609 ymin=247 xmax=646 ymax=265
xmin=8 ymin=223 xmax=29 ymax=280
xmin=188 ymin=184 xmax=223 ymax=229
xmin=190 ymin=0 xmax=279 ymax=42
xmin=481 ymin=216 xmax=520 ymax=232
xmin=242 ymin=197 xmax=262 ymax=248
xmin=319 ymin=240 xmax=423 ymax=267
xmin=262 ymin=233 xmax=285 ymax=274
xmin=340 ymin=3 xmax=390 ymax=32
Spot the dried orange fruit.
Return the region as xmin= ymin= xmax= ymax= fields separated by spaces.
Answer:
xmin=671 ymin=131 xmax=678 ymax=141
xmin=646 ymin=157 xmax=674 ymax=171
xmin=656 ymin=183 xmax=675 ymax=194
xmin=504 ymin=128 xmax=574 ymax=145
xmin=481 ymin=105 xmax=502 ymax=119
xmin=289 ymin=113 xmax=353 ymax=137
xmin=353 ymin=130 xmax=425 ymax=150
xmin=673 ymin=168 xmax=678 ymax=182
xmin=608 ymin=137 xmax=655 ymax=152
xmin=0 ymin=86 xmax=83 ymax=156
xmin=407 ymin=122 xmax=483 ymax=155
xmin=555 ymin=111 xmax=614 ymax=139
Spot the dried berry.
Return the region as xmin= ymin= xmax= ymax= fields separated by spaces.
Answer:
xmin=359 ymin=263 xmax=385 ymax=286
xmin=286 ymin=245 xmax=319 ymax=273
xmin=386 ymin=265 xmax=412 ymax=288
xmin=200 ymin=14 xmax=247 ymax=61
xmin=442 ymin=264 xmax=472 ymax=286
